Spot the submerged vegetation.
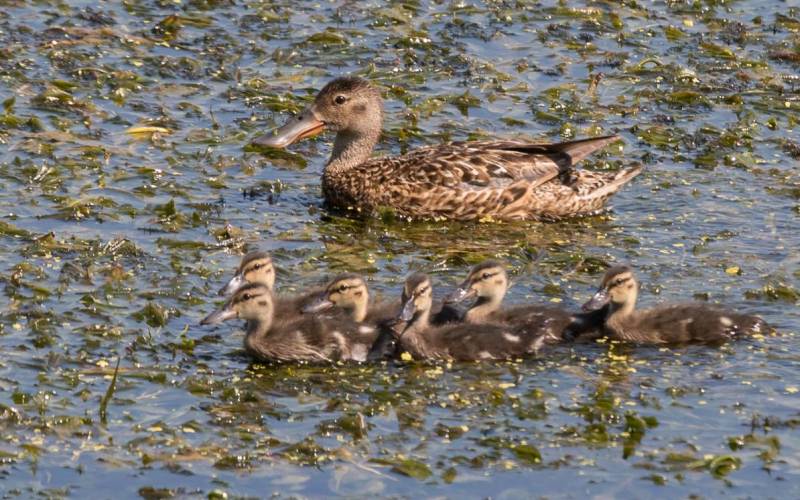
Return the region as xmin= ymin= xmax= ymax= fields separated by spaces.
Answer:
xmin=0 ymin=0 xmax=798 ymax=497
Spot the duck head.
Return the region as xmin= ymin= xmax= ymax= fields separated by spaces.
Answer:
xmin=219 ymin=251 xmax=275 ymax=296
xmin=302 ymin=273 xmax=370 ymax=322
xmin=446 ymin=260 xmax=508 ymax=305
xmin=399 ymin=273 xmax=434 ymax=323
xmin=583 ymin=265 xmax=638 ymax=314
xmin=252 ymin=77 xmax=383 ymax=152
xmin=202 ymin=283 xmax=274 ymax=326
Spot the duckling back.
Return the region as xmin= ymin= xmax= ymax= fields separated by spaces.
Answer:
xmin=249 ymin=310 xmax=378 ymax=363
xmin=607 ymin=304 xmax=768 ymax=344
xmin=379 ymin=320 xmax=551 ymax=362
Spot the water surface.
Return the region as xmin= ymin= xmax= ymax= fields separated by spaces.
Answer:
xmin=0 ymin=0 xmax=798 ymax=497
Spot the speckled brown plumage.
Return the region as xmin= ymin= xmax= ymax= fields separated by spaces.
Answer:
xmin=322 ymin=138 xmax=641 ymax=221
xmin=254 ymin=77 xmax=641 ymax=221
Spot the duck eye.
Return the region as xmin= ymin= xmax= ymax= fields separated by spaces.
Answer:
xmin=242 ymin=293 xmax=251 ymax=301
xmin=482 ymin=273 xmax=490 ymax=280
xmin=334 ymin=95 xmax=347 ymax=105
xmin=252 ymin=264 xmax=262 ymax=270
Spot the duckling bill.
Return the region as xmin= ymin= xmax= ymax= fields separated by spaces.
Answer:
xmin=253 ymin=77 xmax=641 ymax=221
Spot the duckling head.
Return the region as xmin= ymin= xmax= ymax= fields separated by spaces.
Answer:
xmin=446 ymin=260 xmax=508 ymax=305
xmin=252 ymin=77 xmax=383 ymax=149
xmin=202 ymin=283 xmax=274 ymax=326
xmin=302 ymin=273 xmax=370 ymax=322
xmin=399 ymin=273 xmax=434 ymax=322
xmin=583 ymin=265 xmax=638 ymax=313
xmin=219 ymin=251 xmax=275 ymax=296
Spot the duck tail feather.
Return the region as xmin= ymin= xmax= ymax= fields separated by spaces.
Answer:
xmin=578 ymin=164 xmax=643 ymax=202
xmin=553 ymin=134 xmax=621 ymax=165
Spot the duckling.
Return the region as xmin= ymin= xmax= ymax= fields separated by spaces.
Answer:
xmin=201 ymin=283 xmax=377 ymax=362
xmin=218 ymin=250 xmax=321 ymax=315
xmin=252 ymin=77 xmax=641 ymax=221
xmin=372 ymin=273 xmax=549 ymax=362
xmin=218 ymin=251 xmax=275 ymax=296
xmin=446 ymin=260 xmax=605 ymax=339
xmin=301 ymin=273 xmax=395 ymax=325
xmin=574 ymin=265 xmax=769 ymax=344
xmin=302 ymin=272 xmax=463 ymax=326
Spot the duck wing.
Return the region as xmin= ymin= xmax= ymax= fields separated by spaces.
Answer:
xmin=372 ymin=135 xmax=621 ymax=190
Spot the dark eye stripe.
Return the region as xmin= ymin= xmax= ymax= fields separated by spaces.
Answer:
xmin=245 ymin=264 xmax=272 ymax=274
xmin=609 ymin=276 xmax=631 ymax=287
xmin=235 ymin=292 xmax=264 ymax=304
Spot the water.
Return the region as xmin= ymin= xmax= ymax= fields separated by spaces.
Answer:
xmin=0 ymin=0 xmax=798 ymax=497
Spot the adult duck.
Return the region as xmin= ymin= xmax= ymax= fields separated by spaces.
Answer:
xmin=252 ymin=77 xmax=641 ymax=221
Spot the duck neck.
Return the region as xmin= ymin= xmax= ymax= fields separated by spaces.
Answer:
xmin=606 ymin=289 xmax=638 ymax=324
xmin=410 ymin=308 xmax=431 ymax=331
xmin=350 ymin=299 xmax=368 ymax=323
xmin=402 ymin=307 xmax=431 ymax=339
xmin=466 ymin=291 xmax=505 ymax=322
xmin=244 ymin=314 xmax=273 ymax=352
xmin=325 ymin=128 xmax=380 ymax=174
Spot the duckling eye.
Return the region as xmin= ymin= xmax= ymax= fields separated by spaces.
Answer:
xmin=481 ymin=272 xmax=491 ymax=280
xmin=242 ymin=293 xmax=252 ymax=301
xmin=252 ymin=264 xmax=262 ymax=270
xmin=334 ymin=95 xmax=347 ymax=105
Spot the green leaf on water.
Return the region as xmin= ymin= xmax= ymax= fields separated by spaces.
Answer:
xmin=0 ymin=220 xmax=32 ymax=238
xmin=305 ymin=30 xmax=349 ymax=45
xmin=133 ymin=302 xmax=168 ymax=327
xmin=2 ymin=96 xmax=14 ymax=113
xmin=511 ymin=444 xmax=542 ymax=464
xmin=99 ymin=356 xmax=121 ymax=425
xmin=707 ymin=454 xmax=741 ymax=478
xmin=371 ymin=457 xmax=432 ymax=479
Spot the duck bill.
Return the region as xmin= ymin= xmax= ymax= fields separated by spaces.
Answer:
xmin=399 ymin=298 xmax=417 ymax=322
xmin=200 ymin=306 xmax=238 ymax=325
xmin=445 ymin=284 xmax=476 ymax=304
xmin=302 ymin=294 xmax=335 ymax=314
xmin=251 ymin=108 xmax=325 ymax=148
xmin=218 ymin=274 xmax=245 ymax=296
xmin=582 ymin=289 xmax=610 ymax=312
